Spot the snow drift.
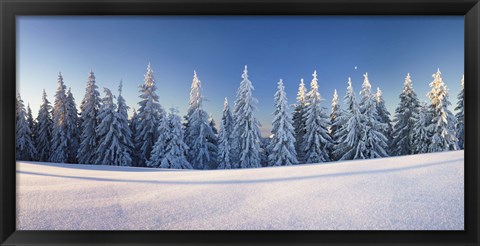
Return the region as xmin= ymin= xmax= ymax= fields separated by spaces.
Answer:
xmin=16 ymin=150 xmax=464 ymax=230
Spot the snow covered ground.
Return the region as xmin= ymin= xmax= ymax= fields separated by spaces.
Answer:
xmin=16 ymin=150 xmax=464 ymax=230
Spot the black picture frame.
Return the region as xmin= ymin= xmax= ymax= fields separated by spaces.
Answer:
xmin=1 ymin=0 xmax=479 ymax=245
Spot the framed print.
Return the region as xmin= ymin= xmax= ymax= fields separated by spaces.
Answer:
xmin=1 ymin=0 xmax=479 ymax=245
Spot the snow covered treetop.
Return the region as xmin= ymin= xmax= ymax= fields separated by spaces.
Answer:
xmin=144 ymin=63 xmax=155 ymax=87
xmin=362 ymin=73 xmax=371 ymax=93
xmin=376 ymin=87 xmax=382 ymax=103
xmin=242 ymin=65 xmax=248 ymax=79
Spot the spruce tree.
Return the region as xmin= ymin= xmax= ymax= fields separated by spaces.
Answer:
xmin=333 ymin=78 xmax=363 ymax=160
xmin=358 ymin=73 xmax=389 ymax=159
xmin=217 ymin=98 xmax=234 ymax=169
xmin=159 ymin=109 xmax=192 ymax=169
xmin=207 ymin=114 xmax=219 ymax=169
xmin=184 ymin=70 xmax=202 ymax=152
xmin=16 ymin=93 xmax=36 ymax=161
xmin=77 ymin=71 xmax=101 ymax=164
xmin=232 ymin=66 xmax=262 ymax=168
xmin=391 ymin=73 xmax=420 ymax=156
xmin=268 ymin=79 xmax=298 ymax=166
xmin=65 ymin=88 xmax=80 ymax=163
xmin=35 ymin=90 xmax=53 ymax=162
xmin=375 ymin=87 xmax=393 ymax=154
xmin=292 ymin=78 xmax=308 ymax=163
xmin=117 ymin=81 xmax=134 ymax=165
xmin=26 ymin=104 xmax=36 ymax=157
xmin=411 ymin=102 xmax=432 ymax=154
xmin=129 ymin=108 xmax=140 ymax=165
xmin=303 ymin=71 xmax=332 ymax=163
xmin=50 ymin=73 xmax=69 ymax=163
xmin=427 ymin=69 xmax=458 ymax=152
xmin=329 ymin=89 xmax=342 ymax=161
xmin=135 ymin=63 xmax=164 ymax=166
xmin=455 ymin=75 xmax=464 ymax=149
xmin=147 ymin=110 xmax=170 ymax=168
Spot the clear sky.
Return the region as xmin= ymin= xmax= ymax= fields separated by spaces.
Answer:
xmin=17 ymin=16 xmax=464 ymax=136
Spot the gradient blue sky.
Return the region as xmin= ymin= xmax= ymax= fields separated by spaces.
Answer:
xmin=17 ymin=16 xmax=464 ymax=136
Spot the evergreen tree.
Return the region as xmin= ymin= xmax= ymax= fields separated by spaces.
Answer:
xmin=159 ymin=109 xmax=192 ymax=169
xmin=184 ymin=70 xmax=202 ymax=152
xmin=391 ymin=73 xmax=420 ymax=156
xmin=411 ymin=102 xmax=432 ymax=154
xmin=329 ymin=89 xmax=342 ymax=161
xmin=129 ymin=108 xmax=140 ymax=165
xmin=232 ymin=66 xmax=262 ymax=168
xmin=358 ymin=73 xmax=389 ymax=159
xmin=135 ymin=63 xmax=164 ymax=166
xmin=16 ymin=93 xmax=36 ymax=161
xmin=207 ymin=114 xmax=219 ymax=169
xmin=35 ymin=90 xmax=53 ymax=162
xmin=65 ymin=88 xmax=80 ymax=163
xmin=303 ymin=71 xmax=332 ymax=163
xmin=217 ymin=98 xmax=234 ymax=169
xmin=292 ymin=78 xmax=308 ymax=163
xmin=50 ymin=73 xmax=69 ymax=163
xmin=455 ymin=75 xmax=464 ymax=149
xmin=147 ymin=110 xmax=170 ymax=168
xmin=77 ymin=71 xmax=101 ymax=164
xmin=116 ymin=81 xmax=134 ymax=165
xmin=427 ymin=69 xmax=458 ymax=152
xmin=26 ymin=104 xmax=36 ymax=157
xmin=333 ymin=78 xmax=363 ymax=160
xmin=268 ymin=79 xmax=298 ymax=166
xmin=375 ymin=87 xmax=393 ymax=154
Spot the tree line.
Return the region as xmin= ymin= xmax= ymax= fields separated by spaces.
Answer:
xmin=15 ymin=64 xmax=465 ymax=169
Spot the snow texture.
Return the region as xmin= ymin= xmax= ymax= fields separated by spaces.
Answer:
xmin=17 ymin=150 xmax=464 ymax=230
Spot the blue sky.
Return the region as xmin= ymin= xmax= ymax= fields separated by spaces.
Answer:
xmin=17 ymin=16 xmax=463 ymax=136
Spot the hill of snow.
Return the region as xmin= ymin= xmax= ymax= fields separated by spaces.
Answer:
xmin=16 ymin=150 xmax=464 ymax=230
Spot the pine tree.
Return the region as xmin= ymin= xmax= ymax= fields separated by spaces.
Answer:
xmin=16 ymin=93 xmax=36 ymax=161
xmin=232 ymin=66 xmax=262 ymax=168
xmin=303 ymin=71 xmax=332 ymax=163
xmin=206 ymin=114 xmax=219 ymax=169
xmin=117 ymin=81 xmax=134 ymax=165
xmin=35 ymin=90 xmax=53 ymax=162
xmin=77 ymin=71 xmax=101 ymax=164
xmin=50 ymin=73 xmax=69 ymax=163
xmin=333 ymin=77 xmax=363 ymax=160
xmin=65 ymin=88 xmax=80 ymax=163
xmin=329 ymin=89 xmax=342 ymax=161
xmin=184 ymin=71 xmax=217 ymax=169
xmin=159 ymin=109 xmax=192 ymax=169
xmin=411 ymin=102 xmax=432 ymax=154
xmin=268 ymin=79 xmax=298 ymax=166
xmin=375 ymin=87 xmax=393 ymax=153
xmin=26 ymin=104 xmax=36 ymax=158
xmin=135 ymin=63 xmax=164 ymax=166
xmin=217 ymin=98 xmax=234 ymax=169
xmin=129 ymin=108 xmax=140 ymax=165
xmin=427 ymin=69 xmax=458 ymax=152
xmin=292 ymin=78 xmax=308 ymax=163
xmin=357 ymin=73 xmax=389 ymax=159
xmin=455 ymin=75 xmax=464 ymax=149
xmin=391 ymin=73 xmax=420 ymax=156
xmin=147 ymin=110 xmax=170 ymax=168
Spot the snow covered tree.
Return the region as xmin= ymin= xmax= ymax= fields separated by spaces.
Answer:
xmin=357 ymin=73 xmax=389 ymax=159
xmin=455 ymin=75 xmax=464 ymax=149
xmin=375 ymin=87 xmax=393 ymax=153
xmin=184 ymin=71 xmax=217 ymax=169
xmin=206 ymin=114 xmax=219 ymax=169
xmin=77 ymin=71 xmax=101 ymax=164
xmin=232 ymin=65 xmax=262 ymax=168
xmin=159 ymin=109 xmax=192 ymax=169
xmin=16 ymin=93 xmax=36 ymax=161
xmin=26 ymin=104 xmax=36 ymax=152
xmin=116 ymin=81 xmax=134 ymax=165
xmin=303 ymin=71 xmax=332 ymax=163
xmin=329 ymin=89 xmax=342 ymax=161
xmin=268 ymin=79 xmax=298 ymax=166
xmin=333 ymin=77 xmax=363 ymax=160
xmin=50 ymin=73 xmax=70 ymax=163
xmin=65 ymin=88 xmax=80 ymax=163
xmin=35 ymin=90 xmax=53 ymax=162
xmin=391 ymin=73 xmax=420 ymax=156
xmin=129 ymin=108 xmax=140 ymax=165
xmin=411 ymin=102 xmax=432 ymax=154
xmin=135 ymin=63 xmax=164 ymax=166
xmin=217 ymin=98 xmax=234 ymax=169
xmin=427 ymin=69 xmax=458 ymax=152
xmin=147 ymin=110 xmax=170 ymax=168
xmin=292 ymin=78 xmax=308 ymax=163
